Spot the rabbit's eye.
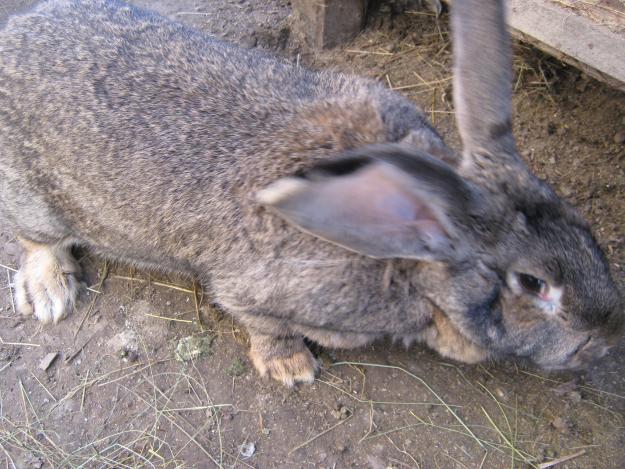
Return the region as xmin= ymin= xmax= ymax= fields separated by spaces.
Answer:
xmin=517 ymin=273 xmax=548 ymax=296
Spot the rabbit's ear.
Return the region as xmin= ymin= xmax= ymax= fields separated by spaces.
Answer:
xmin=257 ymin=144 xmax=478 ymax=262
xmin=451 ymin=0 xmax=518 ymax=163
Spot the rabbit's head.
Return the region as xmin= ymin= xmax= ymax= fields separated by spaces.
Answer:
xmin=257 ymin=0 xmax=624 ymax=369
xmin=443 ymin=0 xmax=623 ymax=368
xmin=422 ymin=166 xmax=625 ymax=370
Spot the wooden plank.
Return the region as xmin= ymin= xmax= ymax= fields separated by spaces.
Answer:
xmin=507 ymin=0 xmax=625 ymax=91
xmin=546 ymin=0 xmax=625 ymax=34
xmin=291 ymin=0 xmax=367 ymax=49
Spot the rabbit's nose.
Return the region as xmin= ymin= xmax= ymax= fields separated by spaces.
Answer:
xmin=568 ymin=335 xmax=610 ymax=368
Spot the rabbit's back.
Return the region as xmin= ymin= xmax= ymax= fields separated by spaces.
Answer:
xmin=0 ymin=0 xmax=386 ymax=267
xmin=0 ymin=0 xmax=441 ymax=340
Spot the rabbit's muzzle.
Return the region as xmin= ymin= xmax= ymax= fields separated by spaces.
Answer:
xmin=537 ymin=334 xmax=612 ymax=371
xmin=564 ymin=335 xmax=611 ymax=370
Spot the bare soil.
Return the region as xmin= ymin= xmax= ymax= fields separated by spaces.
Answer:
xmin=1 ymin=1 xmax=624 ymax=468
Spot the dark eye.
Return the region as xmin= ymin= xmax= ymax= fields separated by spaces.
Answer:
xmin=517 ymin=273 xmax=547 ymax=296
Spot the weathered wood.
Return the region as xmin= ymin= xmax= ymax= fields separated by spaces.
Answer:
xmin=291 ymin=0 xmax=367 ymax=49
xmin=545 ymin=0 xmax=624 ymax=34
xmin=507 ymin=0 xmax=625 ymax=92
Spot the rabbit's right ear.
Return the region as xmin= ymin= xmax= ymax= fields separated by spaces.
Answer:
xmin=451 ymin=0 xmax=519 ymax=164
xmin=257 ymin=144 xmax=479 ymax=262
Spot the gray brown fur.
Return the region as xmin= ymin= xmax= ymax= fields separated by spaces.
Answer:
xmin=0 ymin=0 xmax=622 ymax=385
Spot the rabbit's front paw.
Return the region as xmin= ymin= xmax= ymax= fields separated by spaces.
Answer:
xmin=251 ymin=349 xmax=319 ymax=387
xmin=14 ymin=240 xmax=80 ymax=324
xmin=249 ymin=332 xmax=319 ymax=387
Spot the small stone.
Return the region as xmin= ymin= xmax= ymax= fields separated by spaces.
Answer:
xmin=39 ymin=352 xmax=59 ymax=371
xmin=262 ymin=428 xmax=270 ymax=435
xmin=495 ymin=387 xmax=505 ymax=399
xmin=239 ymin=442 xmax=255 ymax=459
xmin=614 ymin=131 xmax=625 ymax=145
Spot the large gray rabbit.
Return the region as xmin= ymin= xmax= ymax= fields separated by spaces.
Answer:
xmin=1 ymin=0 xmax=622 ymax=386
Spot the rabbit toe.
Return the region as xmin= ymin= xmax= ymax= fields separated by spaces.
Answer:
xmin=31 ymin=271 xmax=79 ymax=324
xmin=14 ymin=269 xmax=33 ymax=316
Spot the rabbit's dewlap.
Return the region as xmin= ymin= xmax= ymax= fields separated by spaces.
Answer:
xmin=420 ymin=307 xmax=489 ymax=364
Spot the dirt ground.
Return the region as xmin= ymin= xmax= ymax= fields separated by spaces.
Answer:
xmin=1 ymin=1 xmax=624 ymax=468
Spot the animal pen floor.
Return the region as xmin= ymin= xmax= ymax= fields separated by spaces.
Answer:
xmin=1 ymin=1 xmax=624 ymax=468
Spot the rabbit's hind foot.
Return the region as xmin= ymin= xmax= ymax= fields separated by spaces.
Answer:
xmin=14 ymin=238 xmax=80 ymax=324
xmin=248 ymin=331 xmax=319 ymax=387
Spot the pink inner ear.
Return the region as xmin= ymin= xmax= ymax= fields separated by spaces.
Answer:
xmin=376 ymin=193 xmax=417 ymax=221
xmin=262 ymin=159 xmax=459 ymax=259
xmin=327 ymin=163 xmax=446 ymax=232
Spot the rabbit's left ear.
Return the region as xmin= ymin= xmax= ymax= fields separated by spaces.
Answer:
xmin=257 ymin=144 xmax=480 ymax=262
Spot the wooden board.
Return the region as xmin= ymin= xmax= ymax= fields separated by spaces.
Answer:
xmin=507 ymin=0 xmax=625 ymax=91
xmin=547 ymin=0 xmax=625 ymax=33
xmin=291 ymin=0 xmax=367 ymax=49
